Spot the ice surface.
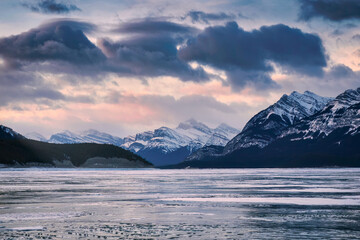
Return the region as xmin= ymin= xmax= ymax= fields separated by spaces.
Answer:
xmin=0 ymin=168 xmax=360 ymax=239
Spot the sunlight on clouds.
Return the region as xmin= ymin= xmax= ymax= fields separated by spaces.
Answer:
xmin=188 ymin=61 xmax=227 ymax=80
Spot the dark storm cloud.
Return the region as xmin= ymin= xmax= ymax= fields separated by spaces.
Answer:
xmin=178 ymin=22 xmax=326 ymax=89
xmin=98 ymin=36 xmax=208 ymax=81
xmin=183 ymin=11 xmax=235 ymax=24
xmin=114 ymin=19 xmax=197 ymax=35
xmin=298 ymin=0 xmax=360 ymax=22
xmin=0 ymin=18 xmax=328 ymax=89
xmin=99 ymin=19 xmax=209 ymax=81
xmin=0 ymin=19 xmax=105 ymax=66
xmin=0 ymin=18 xmax=209 ymax=82
xmin=22 ymin=0 xmax=80 ymax=14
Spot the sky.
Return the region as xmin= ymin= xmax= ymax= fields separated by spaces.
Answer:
xmin=0 ymin=0 xmax=359 ymax=138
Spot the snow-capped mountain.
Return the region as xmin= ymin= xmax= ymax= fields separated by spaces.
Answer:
xmin=49 ymin=130 xmax=87 ymax=144
xmin=120 ymin=119 xmax=239 ymax=166
xmin=0 ymin=125 xmax=24 ymax=140
xmin=206 ymin=123 xmax=240 ymax=146
xmin=123 ymin=127 xmax=190 ymax=153
xmin=177 ymin=87 xmax=360 ymax=168
xmin=80 ymin=129 xmax=124 ymax=146
xmin=223 ymin=91 xmax=332 ymax=154
xmin=184 ymin=90 xmax=332 ymax=162
xmin=282 ymin=87 xmax=360 ymax=140
xmin=30 ymin=119 xmax=238 ymax=166
xmin=25 ymin=132 xmax=47 ymax=142
xmin=48 ymin=129 xmax=124 ymax=146
xmin=122 ymin=119 xmax=239 ymax=152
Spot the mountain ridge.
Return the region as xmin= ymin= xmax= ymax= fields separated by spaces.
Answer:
xmin=224 ymin=90 xmax=333 ymax=153
xmin=171 ymin=87 xmax=360 ymax=168
xmin=25 ymin=119 xmax=240 ymax=166
xmin=0 ymin=126 xmax=152 ymax=168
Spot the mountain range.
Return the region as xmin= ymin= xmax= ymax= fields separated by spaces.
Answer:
xmin=171 ymin=87 xmax=360 ymax=168
xmin=7 ymin=87 xmax=360 ymax=168
xmin=0 ymin=126 xmax=152 ymax=168
xmin=26 ymin=119 xmax=239 ymax=166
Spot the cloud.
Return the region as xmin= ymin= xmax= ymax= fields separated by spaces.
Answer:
xmin=182 ymin=11 xmax=235 ymax=24
xmin=353 ymin=49 xmax=360 ymax=58
xmin=114 ymin=19 xmax=197 ymax=35
xmin=352 ymin=34 xmax=360 ymax=41
xmin=98 ymin=19 xmax=209 ymax=81
xmin=277 ymin=64 xmax=360 ymax=98
xmin=178 ymin=22 xmax=326 ymax=90
xmin=0 ymin=19 xmax=105 ymax=66
xmin=0 ymin=70 xmax=65 ymax=107
xmin=0 ymin=19 xmax=327 ymax=91
xmin=42 ymin=19 xmax=97 ymax=33
xmin=226 ymin=69 xmax=280 ymax=91
xmin=117 ymin=94 xmax=243 ymax=127
xmin=321 ymin=64 xmax=360 ymax=93
xmin=98 ymin=37 xmax=208 ymax=81
xmin=331 ymin=29 xmax=343 ymax=36
xmin=22 ymin=0 xmax=80 ymax=14
xmin=0 ymin=65 xmax=98 ymax=107
xmin=143 ymin=94 xmax=236 ymax=113
xmin=298 ymin=0 xmax=360 ymax=22
xmin=326 ymin=64 xmax=358 ymax=79
xmin=0 ymin=19 xmax=208 ymax=82
xmin=323 ymin=65 xmax=360 ymax=91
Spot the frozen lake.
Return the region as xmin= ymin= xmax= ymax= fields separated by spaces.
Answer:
xmin=0 ymin=168 xmax=360 ymax=239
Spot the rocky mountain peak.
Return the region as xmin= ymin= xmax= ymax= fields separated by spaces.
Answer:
xmin=177 ymin=119 xmax=212 ymax=134
xmin=224 ymin=90 xmax=333 ymax=154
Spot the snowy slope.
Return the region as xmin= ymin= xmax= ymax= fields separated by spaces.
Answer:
xmin=49 ymin=130 xmax=85 ymax=144
xmin=205 ymin=123 xmax=240 ymax=146
xmin=25 ymin=132 xmax=47 ymax=142
xmin=121 ymin=119 xmax=239 ymax=154
xmin=223 ymin=91 xmax=332 ymax=154
xmin=282 ymin=87 xmax=360 ymax=140
xmin=48 ymin=129 xmax=123 ymax=146
xmin=79 ymin=129 xmax=124 ymax=146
